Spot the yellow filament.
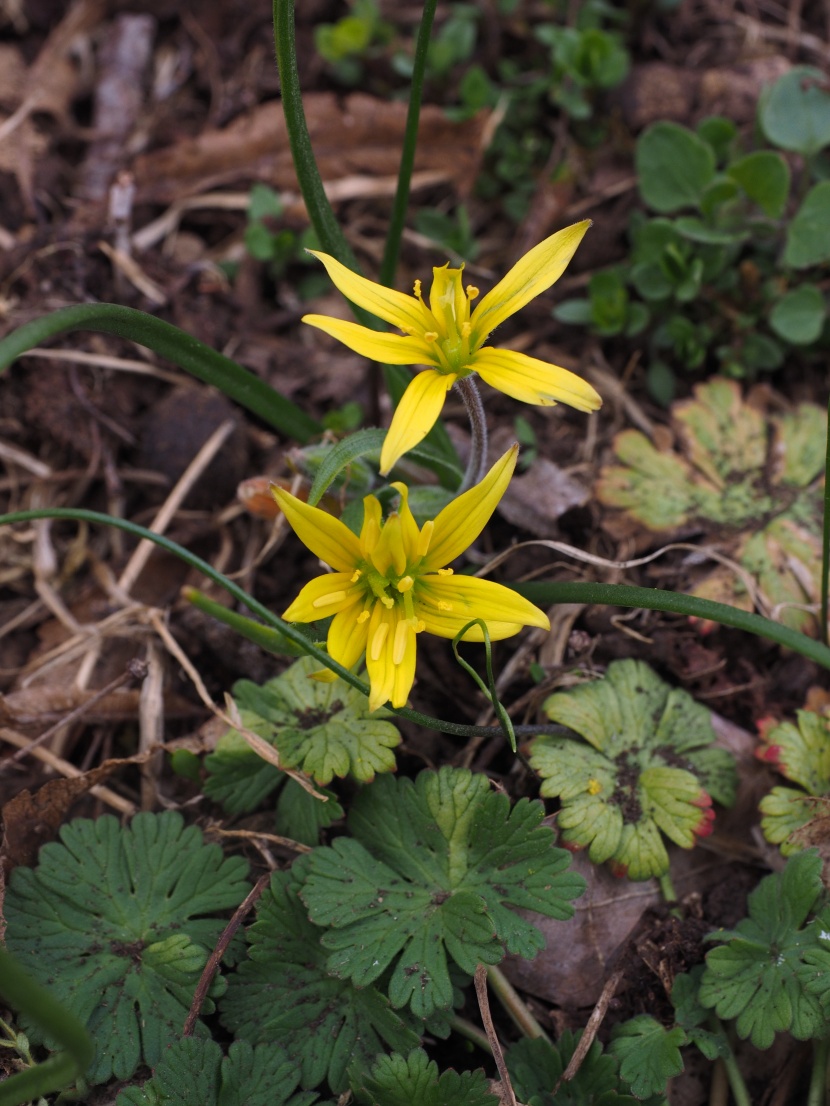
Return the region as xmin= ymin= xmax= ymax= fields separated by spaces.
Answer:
xmin=393 ymin=619 xmax=409 ymax=665
xmin=312 ymin=590 xmax=346 ymax=608
xmin=370 ymin=622 xmax=389 ymax=661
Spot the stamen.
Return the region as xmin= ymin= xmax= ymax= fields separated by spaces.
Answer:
xmin=393 ymin=619 xmax=409 ymax=665
xmin=437 ymin=600 xmax=453 ymax=611
xmin=370 ymin=622 xmax=389 ymax=660
xmin=417 ymin=520 xmax=434 ymax=559
xmin=312 ymin=590 xmax=347 ymax=608
xmin=466 ymin=285 xmax=479 ymax=300
xmin=413 ymin=279 xmax=422 ymax=298
xmin=437 ymin=567 xmax=453 ymax=576
xmin=380 ymin=595 xmax=395 ymax=609
xmin=396 ymin=575 xmax=415 ymax=593
xmin=350 ymin=569 xmax=362 ymax=583
xmin=424 ymin=331 xmax=438 ymax=342
xmin=357 ymin=610 xmax=370 ymax=624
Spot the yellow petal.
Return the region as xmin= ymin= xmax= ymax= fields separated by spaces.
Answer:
xmin=370 ymin=512 xmax=407 ymax=577
xmin=423 ymin=446 xmax=517 ymax=570
xmin=379 ymin=369 xmax=455 ymax=475
xmin=389 ymin=482 xmax=422 ymax=558
xmin=272 ymin=486 xmax=361 ymax=572
xmin=416 ymin=575 xmax=550 ymax=638
xmin=302 ymin=315 xmax=434 ymax=366
xmin=306 ymin=250 xmax=430 ymax=333
xmin=282 ymin=572 xmax=363 ymax=622
xmin=327 ymin=603 xmax=371 ymax=670
xmin=470 ymin=221 xmax=591 ymax=341
xmin=474 ymin=348 xmax=602 ymax=412
xmin=359 ymin=494 xmax=383 ymax=557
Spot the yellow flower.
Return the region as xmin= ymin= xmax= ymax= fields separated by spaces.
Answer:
xmin=302 ymin=221 xmax=602 ymax=474
xmin=272 ymin=445 xmax=550 ymax=712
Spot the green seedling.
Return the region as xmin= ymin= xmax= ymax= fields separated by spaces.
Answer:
xmin=530 ymin=659 xmax=736 ymax=880
xmin=351 ymin=1049 xmax=498 ymax=1106
xmin=315 ymin=0 xmax=391 ymax=85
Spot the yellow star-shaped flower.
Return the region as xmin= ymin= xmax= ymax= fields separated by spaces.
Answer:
xmin=272 ymin=445 xmax=549 ymax=712
xmin=302 ymin=220 xmax=602 ymax=474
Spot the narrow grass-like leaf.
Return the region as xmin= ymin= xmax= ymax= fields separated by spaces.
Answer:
xmin=0 ymin=304 xmax=319 ymax=441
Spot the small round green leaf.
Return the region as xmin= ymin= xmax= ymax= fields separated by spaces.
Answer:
xmin=784 ymin=181 xmax=830 ymax=268
xmin=636 ymin=122 xmax=716 ymax=213
xmin=728 ymin=151 xmax=790 ymax=218
xmin=770 ymin=285 xmax=826 ymax=344
xmin=760 ymin=66 xmax=830 ymax=156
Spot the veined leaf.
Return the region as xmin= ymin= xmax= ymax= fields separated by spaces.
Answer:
xmin=219 ymin=864 xmax=421 ymax=1094
xmin=300 ymin=767 xmax=585 ymax=1019
xmin=608 ymin=1017 xmax=686 ymax=1100
xmin=4 ymin=812 xmax=250 ymax=1084
xmin=351 ymin=1049 xmax=498 ymax=1106
xmin=531 ymin=659 xmax=736 ymax=879
xmin=115 ymin=1037 xmax=325 ymax=1106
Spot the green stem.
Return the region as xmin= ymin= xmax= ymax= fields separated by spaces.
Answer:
xmin=706 ymin=1016 xmax=751 ymax=1106
xmin=0 ymin=948 xmax=93 ymax=1106
xmin=513 ymin=581 xmax=830 ymax=671
xmin=456 ymin=376 xmax=488 ymax=492
xmin=0 ymin=304 xmax=320 ymax=441
xmin=821 ymin=392 xmax=829 ymax=647
xmin=808 ymin=1035 xmax=830 ymax=1106
xmin=272 ymin=0 xmax=360 ymax=274
xmin=379 ymin=0 xmax=438 ymax=286
xmin=449 ymin=1014 xmax=493 ymax=1054
xmin=658 ymin=872 xmax=677 ymax=904
xmin=486 ymin=965 xmax=551 ymax=1043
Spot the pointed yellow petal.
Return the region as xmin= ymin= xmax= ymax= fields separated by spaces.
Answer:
xmin=370 ymin=512 xmax=407 ymax=577
xmin=475 ymin=348 xmax=602 ymax=412
xmin=416 ymin=575 xmax=550 ymax=638
xmin=307 ymin=250 xmax=430 ymax=333
xmin=365 ymin=604 xmax=394 ymax=711
xmin=389 ymin=482 xmax=421 ymax=558
xmin=470 ymin=221 xmax=591 ymax=341
xmin=302 ymin=315 xmax=435 ymax=366
xmin=327 ymin=603 xmax=371 ymax=670
xmin=359 ymin=494 xmax=383 ymax=557
xmin=272 ymin=486 xmax=361 ymax=572
xmin=282 ymin=573 xmax=363 ymax=622
xmin=423 ymin=445 xmax=517 ymax=570
xmin=379 ymin=370 xmax=455 ymax=475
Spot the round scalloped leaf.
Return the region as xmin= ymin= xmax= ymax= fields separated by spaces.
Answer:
xmin=4 ymin=812 xmax=250 ymax=1084
xmin=205 ymin=656 xmax=400 ymax=799
xmin=758 ymin=710 xmax=830 ymax=795
xmin=115 ymin=1037 xmax=323 ymax=1106
xmin=299 ymin=767 xmax=585 ymax=1019
xmin=507 ymin=1030 xmax=655 ymax=1105
xmin=759 ymin=787 xmax=817 ymax=855
xmin=532 ymin=660 xmax=735 ymax=880
xmin=596 ymin=379 xmax=826 ymax=636
xmin=220 ymin=863 xmax=422 ymax=1094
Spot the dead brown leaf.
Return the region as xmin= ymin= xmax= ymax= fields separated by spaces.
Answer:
xmin=132 ymin=93 xmax=489 ymax=203
xmin=1 ymin=752 xmax=145 ymax=867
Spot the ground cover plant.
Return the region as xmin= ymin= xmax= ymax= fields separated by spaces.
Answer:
xmin=0 ymin=1 xmax=829 ymax=1104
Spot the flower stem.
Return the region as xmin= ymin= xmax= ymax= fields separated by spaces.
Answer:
xmin=707 ymin=1016 xmax=751 ymax=1106
xmin=486 ymin=965 xmax=551 ymax=1043
xmin=379 ymin=0 xmax=438 ymax=287
xmin=807 ymin=1034 xmax=830 ymax=1106
xmin=457 ymin=376 xmax=488 ymax=491
xmin=821 ymin=391 xmax=829 ymax=646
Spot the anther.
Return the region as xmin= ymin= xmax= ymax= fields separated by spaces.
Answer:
xmin=396 ymin=575 xmax=415 ymax=593
xmin=466 ymin=285 xmax=479 ymax=300
xmin=437 ymin=568 xmax=453 ymax=576
xmin=357 ymin=610 xmax=370 ymax=624
xmin=380 ymin=595 xmax=395 ymax=609
xmin=350 ymin=569 xmax=362 ymax=583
